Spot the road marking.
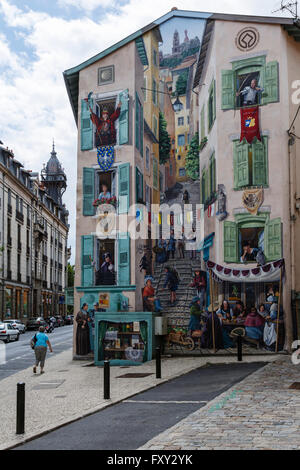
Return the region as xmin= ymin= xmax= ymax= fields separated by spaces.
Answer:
xmin=123 ymin=400 xmax=208 ymax=404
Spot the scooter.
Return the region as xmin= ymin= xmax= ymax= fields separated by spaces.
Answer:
xmin=45 ymin=322 xmax=54 ymax=334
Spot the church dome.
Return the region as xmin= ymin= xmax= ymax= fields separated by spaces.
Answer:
xmin=45 ymin=142 xmax=65 ymax=177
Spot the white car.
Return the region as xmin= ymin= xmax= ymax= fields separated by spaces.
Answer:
xmin=4 ymin=319 xmax=26 ymax=333
xmin=0 ymin=323 xmax=20 ymax=343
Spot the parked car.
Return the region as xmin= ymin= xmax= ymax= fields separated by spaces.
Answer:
xmin=55 ymin=316 xmax=65 ymax=327
xmin=0 ymin=323 xmax=20 ymax=343
xmin=26 ymin=317 xmax=47 ymax=331
xmin=64 ymin=315 xmax=74 ymax=325
xmin=3 ymin=319 xmax=26 ymax=333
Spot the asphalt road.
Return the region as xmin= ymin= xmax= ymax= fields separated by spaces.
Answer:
xmin=0 ymin=325 xmax=73 ymax=380
xmin=16 ymin=362 xmax=265 ymax=450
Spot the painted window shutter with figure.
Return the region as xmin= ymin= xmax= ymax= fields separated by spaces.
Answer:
xmin=81 ymin=98 xmax=94 ymax=151
xmin=119 ymin=89 xmax=129 ymax=145
xmin=82 ymin=168 xmax=95 ymax=216
xmin=224 ymin=221 xmax=238 ymax=262
xmin=221 ymin=70 xmax=235 ymax=110
xmin=263 ymin=62 xmax=279 ymax=104
xmin=252 ymin=137 xmax=267 ymax=186
xmin=81 ymin=235 xmax=94 ymax=287
xmin=265 ymin=218 xmax=282 ymax=261
xmin=234 ymin=141 xmax=249 ymax=188
xmin=118 ymin=234 xmax=130 ymax=285
xmin=118 ymin=163 xmax=130 ymax=214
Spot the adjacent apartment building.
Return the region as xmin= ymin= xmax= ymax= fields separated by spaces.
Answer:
xmin=0 ymin=143 xmax=69 ymax=321
xmin=193 ymin=13 xmax=300 ymax=346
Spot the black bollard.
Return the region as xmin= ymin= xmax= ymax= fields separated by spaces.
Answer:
xmin=104 ymin=360 xmax=110 ymax=399
xmin=156 ymin=346 xmax=161 ymax=379
xmin=237 ymin=335 xmax=243 ymax=362
xmin=16 ymin=382 xmax=25 ymax=435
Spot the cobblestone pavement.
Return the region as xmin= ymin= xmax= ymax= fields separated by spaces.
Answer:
xmin=140 ymin=356 xmax=300 ymax=450
xmin=0 ymin=348 xmax=279 ymax=450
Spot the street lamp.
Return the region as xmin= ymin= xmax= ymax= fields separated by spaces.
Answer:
xmin=172 ymin=93 xmax=184 ymax=113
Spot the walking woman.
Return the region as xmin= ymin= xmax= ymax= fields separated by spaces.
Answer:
xmin=76 ymin=303 xmax=91 ymax=356
xmin=163 ymin=266 xmax=179 ymax=305
xmin=32 ymin=326 xmax=53 ymax=374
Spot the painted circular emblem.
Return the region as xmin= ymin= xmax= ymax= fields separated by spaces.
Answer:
xmin=235 ymin=27 xmax=259 ymax=51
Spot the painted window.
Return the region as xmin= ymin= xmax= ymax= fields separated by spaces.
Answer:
xmin=221 ymin=56 xmax=279 ymax=110
xmin=136 ymin=167 xmax=144 ymax=203
xmin=152 ymin=79 xmax=157 ymax=105
xmin=178 ymin=117 xmax=184 ymax=126
xmin=96 ymin=239 xmax=116 ymax=286
xmin=178 ymin=134 xmax=185 ymax=146
xmin=153 ymin=115 xmax=158 ymax=139
xmin=224 ymin=216 xmax=282 ymax=263
xmin=145 ymin=146 xmax=150 ymax=171
xmin=179 ymin=168 xmax=186 ymax=177
xmin=233 ymin=136 xmax=268 ymax=189
xmin=98 ymin=65 xmax=114 ymax=86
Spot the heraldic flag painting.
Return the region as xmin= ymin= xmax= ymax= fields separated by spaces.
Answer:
xmin=240 ymin=107 xmax=261 ymax=144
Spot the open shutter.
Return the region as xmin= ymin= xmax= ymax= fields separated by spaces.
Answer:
xmin=82 ymin=168 xmax=95 ymax=216
xmin=81 ymin=235 xmax=94 ymax=287
xmin=140 ymin=104 xmax=144 ymax=157
xmin=252 ymin=137 xmax=267 ymax=186
xmin=118 ymin=234 xmax=130 ymax=286
xmin=118 ymin=163 xmax=130 ymax=214
xmin=135 ymin=92 xmax=140 ymax=151
xmin=263 ymin=61 xmax=279 ymax=104
xmin=265 ymin=218 xmax=282 ymax=261
xmin=212 ymin=79 xmax=216 ymax=122
xmin=234 ymin=141 xmax=249 ymax=188
xmin=224 ymin=221 xmax=238 ymax=263
xmin=119 ymin=89 xmax=129 ymax=145
xmin=200 ymin=106 xmax=205 ymax=140
xmin=221 ymin=70 xmax=235 ymax=110
xmin=81 ymin=98 xmax=93 ymax=151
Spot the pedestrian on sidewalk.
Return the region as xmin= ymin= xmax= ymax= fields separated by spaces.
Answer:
xmin=187 ymin=226 xmax=197 ymax=259
xmin=32 ymin=326 xmax=53 ymax=374
xmin=76 ymin=303 xmax=91 ymax=356
xmin=163 ymin=266 xmax=179 ymax=305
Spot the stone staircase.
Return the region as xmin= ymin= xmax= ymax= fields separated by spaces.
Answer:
xmin=152 ymin=255 xmax=201 ymax=331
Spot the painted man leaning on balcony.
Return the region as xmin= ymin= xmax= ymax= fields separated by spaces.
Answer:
xmin=236 ymin=79 xmax=264 ymax=106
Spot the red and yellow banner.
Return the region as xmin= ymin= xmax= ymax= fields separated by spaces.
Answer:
xmin=240 ymin=107 xmax=261 ymax=144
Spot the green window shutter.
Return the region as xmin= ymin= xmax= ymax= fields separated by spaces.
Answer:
xmin=118 ymin=163 xmax=130 ymax=214
xmin=221 ymin=70 xmax=235 ymax=110
xmin=234 ymin=140 xmax=249 ymax=188
xmin=252 ymin=137 xmax=267 ymax=186
xmin=135 ymin=92 xmax=140 ymax=151
xmin=205 ymin=169 xmax=209 ymax=202
xmin=265 ymin=218 xmax=282 ymax=261
xmin=201 ymin=172 xmax=205 ymax=204
xmin=81 ymin=235 xmax=94 ymax=287
xmin=263 ymin=61 xmax=279 ymax=104
xmin=210 ymin=154 xmax=216 ymax=195
xmin=212 ymin=79 xmax=216 ymax=122
xmin=119 ymin=89 xmax=129 ymax=145
xmin=224 ymin=221 xmax=238 ymax=263
xmin=140 ymin=104 xmax=144 ymax=157
xmin=82 ymin=168 xmax=95 ymax=216
xmin=118 ymin=234 xmax=130 ymax=286
xmin=201 ymin=106 xmax=205 ymax=140
xmin=81 ymin=98 xmax=94 ymax=151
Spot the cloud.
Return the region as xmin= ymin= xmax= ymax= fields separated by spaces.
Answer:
xmin=0 ymin=0 xmax=291 ymax=262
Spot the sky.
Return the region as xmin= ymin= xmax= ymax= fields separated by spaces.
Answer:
xmin=0 ymin=0 xmax=291 ymax=264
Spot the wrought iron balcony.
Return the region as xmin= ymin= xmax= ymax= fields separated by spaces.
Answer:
xmin=16 ymin=211 xmax=24 ymax=224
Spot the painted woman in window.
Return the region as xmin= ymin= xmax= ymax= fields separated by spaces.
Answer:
xmin=90 ymin=103 xmax=121 ymax=147
xmin=98 ymin=183 xmax=111 ymax=200
xmin=236 ymin=79 xmax=264 ymax=107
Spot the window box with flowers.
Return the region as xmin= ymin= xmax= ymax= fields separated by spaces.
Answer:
xmin=93 ymin=196 xmax=117 ymax=208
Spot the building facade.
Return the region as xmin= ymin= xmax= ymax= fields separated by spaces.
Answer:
xmin=0 ymin=143 xmax=69 ymax=321
xmin=193 ymin=14 xmax=300 ymax=347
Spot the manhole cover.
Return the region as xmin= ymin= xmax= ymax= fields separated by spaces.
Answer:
xmin=289 ymin=382 xmax=300 ymax=390
xmin=116 ymin=373 xmax=153 ymax=378
xmin=32 ymin=380 xmax=65 ymax=390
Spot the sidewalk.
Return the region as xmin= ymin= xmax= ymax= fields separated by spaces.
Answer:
xmin=0 ymin=349 xmax=281 ymax=450
xmin=140 ymin=356 xmax=300 ymax=450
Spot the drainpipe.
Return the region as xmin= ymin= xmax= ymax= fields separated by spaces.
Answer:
xmin=288 ymin=130 xmax=297 ymax=346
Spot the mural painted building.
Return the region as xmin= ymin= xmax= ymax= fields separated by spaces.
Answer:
xmin=193 ymin=13 xmax=300 ymax=346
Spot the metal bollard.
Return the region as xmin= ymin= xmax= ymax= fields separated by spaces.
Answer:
xmin=237 ymin=335 xmax=243 ymax=362
xmin=104 ymin=360 xmax=110 ymax=399
xmin=16 ymin=382 xmax=25 ymax=434
xmin=156 ymin=346 xmax=161 ymax=379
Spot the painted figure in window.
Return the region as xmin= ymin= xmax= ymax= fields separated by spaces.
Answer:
xmin=97 ymin=252 xmax=115 ymax=286
xmin=98 ymin=183 xmax=111 ymax=200
xmin=90 ymin=103 xmax=122 ymax=147
xmin=241 ymin=240 xmax=265 ymax=265
xmin=236 ymin=79 xmax=264 ymax=106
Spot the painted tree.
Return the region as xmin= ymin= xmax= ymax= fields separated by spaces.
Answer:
xmin=185 ymin=132 xmax=200 ymax=180
xmin=159 ymin=112 xmax=171 ymax=164
xmin=176 ymin=71 xmax=188 ymax=96
xmin=67 ymin=263 xmax=75 ymax=287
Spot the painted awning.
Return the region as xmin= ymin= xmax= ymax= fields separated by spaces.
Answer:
xmin=206 ymin=259 xmax=284 ymax=283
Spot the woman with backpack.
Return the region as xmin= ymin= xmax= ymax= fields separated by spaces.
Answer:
xmin=31 ymin=326 xmax=53 ymax=374
xmin=163 ymin=266 xmax=179 ymax=305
